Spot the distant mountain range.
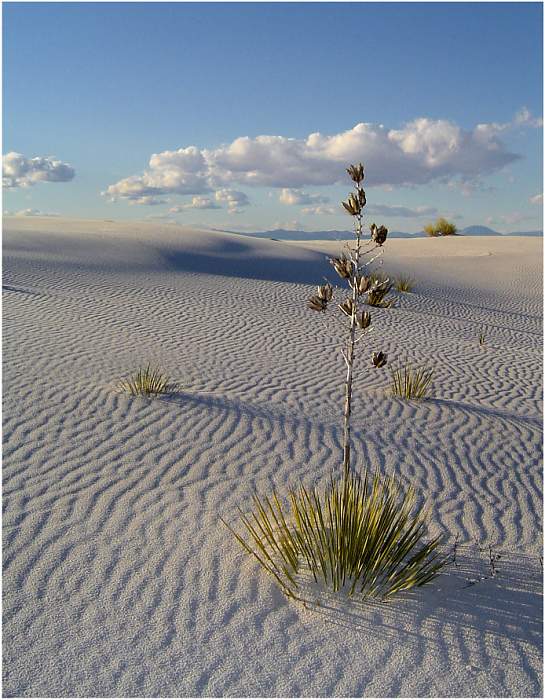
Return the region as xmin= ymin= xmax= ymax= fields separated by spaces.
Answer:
xmin=459 ymin=225 xmax=543 ymax=237
xmin=217 ymin=225 xmax=543 ymax=241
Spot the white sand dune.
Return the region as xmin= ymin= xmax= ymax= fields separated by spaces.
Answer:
xmin=3 ymin=217 xmax=542 ymax=697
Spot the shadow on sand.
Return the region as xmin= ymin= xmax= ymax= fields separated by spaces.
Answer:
xmin=4 ymin=234 xmax=334 ymax=286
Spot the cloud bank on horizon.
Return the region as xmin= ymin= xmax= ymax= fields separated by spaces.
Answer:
xmin=100 ymin=109 xmax=541 ymax=211
xmin=3 ymin=208 xmax=61 ymax=217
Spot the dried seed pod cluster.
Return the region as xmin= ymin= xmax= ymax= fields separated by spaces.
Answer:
xmin=356 ymin=310 xmax=371 ymax=329
xmin=354 ymin=275 xmax=371 ymax=294
xmin=307 ymin=295 xmax=328 ymax=312
xmin=342 ymin=192 xmax=365 ymax=216
xmin=330 ymin=255 xmax=353 ymax=279
xmin=308 ymin=283 xmax=333 ymax=312
xmin=339 ymin=298 xmax=356 ymax=317
xmin=346 ymin=163 xmax=364 ymax=183
xmin=372 ymin=351 xmax=388 ymax=368
xmin=317 ymin=283 xmax=333 ymax=301
xmin=370 ymin=223 xmax=388 ymax=246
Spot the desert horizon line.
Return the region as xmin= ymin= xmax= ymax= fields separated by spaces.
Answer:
xmin=3 ymin=209 xmax=543 ymax=238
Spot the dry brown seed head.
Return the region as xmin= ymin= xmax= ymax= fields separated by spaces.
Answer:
xmin=317 ymin=283 xmax=333 ymax=301
xmin=339 ymin=298 xmax=356 ymax=317
xmin=357 ymin=311 xmax=371 ymax=329
xmin=371 ymin=224 xmax=388 ymax=246
xmin=355 ymin=275 xmax=371 ymax=294
xmin=346 ymin=163 xmax=364 ymax=183
xmin=372 ymin=351 xmax=387 ymax=368
xmin=348 ymin=193 xmax=361 ymax=215
xmin=342 ymin=200 xmax=357 ymax=215
xmin=330 ymin=256 xmax=352 ymax=279
xmin=308 ymin=295 xmax=328 ymax=312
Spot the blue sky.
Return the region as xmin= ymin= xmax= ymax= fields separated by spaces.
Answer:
xmin=3 ymin=2 xmax=543 ymax=232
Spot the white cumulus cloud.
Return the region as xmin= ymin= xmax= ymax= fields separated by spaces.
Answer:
xmin=279 ymin=188 xmax=330 ymax=206
xmin=214 ymin=189 xmax=250 ymax=213
xmin=529 ymin=193 xmax=543 ymax=205
xmin=129 ymin=195 xmax=167 ymax=206
xmin=102 ymin=146 xmax=211 ymax=202
xmin=301 ymin=205 xmax=338 ymax=216
xmin=514 ymin=107 xmax=543 ymax=128
xmin=3 ymin=152 xmax=75 ymax=188
xmin=170 ymin=196 xmax=221 ymax=212
xmin=104 ymin=109 xmax=541 ymax=204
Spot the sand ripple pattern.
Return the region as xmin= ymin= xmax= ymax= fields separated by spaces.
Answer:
xmin=3 ymin=224 xmax=542 ymax=697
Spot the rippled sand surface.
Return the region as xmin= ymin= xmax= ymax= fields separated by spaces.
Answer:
xmin=3 ymin=218 xmax=542 ymax=696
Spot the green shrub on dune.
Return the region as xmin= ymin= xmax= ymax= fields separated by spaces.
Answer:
xmin=119 ymin=364 xmax=177 ymax=396
xmin=223 ymin=470 xmax=445 ymax=601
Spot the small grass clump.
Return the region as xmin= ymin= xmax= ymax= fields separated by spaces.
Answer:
xmin=391 ymin=364 xmax=433 ymax=400
xmin=479 ymin=329 xmax=486 ymax=347
xmin=118 ymin=364 xmax=176 ymax=396
xmin=223 ymin=469 xmax=446 ymax=602
xmin=394 ymin=274 xmax=415 ymax=293
xmin=366 ymin=282 xmax=395 ymax=308
xmin=368 ymin=269 xmax=389 ymax=286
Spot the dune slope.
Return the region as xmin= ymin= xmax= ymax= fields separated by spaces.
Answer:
xmin=3 ymin=218 xmax=542 ymax=697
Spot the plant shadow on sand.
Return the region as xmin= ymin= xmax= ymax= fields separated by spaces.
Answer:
xmin=430 ymin=398 xmax=542 ymax=428
xmin=291 ymin=548 xmax=542 ymax=652
xmin=158 ymin=388 xmax=342 ymax=435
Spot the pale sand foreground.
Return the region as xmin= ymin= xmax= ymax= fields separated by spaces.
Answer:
xmin=3 ymin=217 xmax=543 ymax=697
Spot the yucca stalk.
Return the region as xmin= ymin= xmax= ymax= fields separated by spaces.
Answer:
xmin=314 ymin=163 xmax=390 ymax=477
xmin=341 ymin=205 xmax=361 ymax=477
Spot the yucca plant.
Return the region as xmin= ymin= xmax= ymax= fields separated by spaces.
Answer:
xmin=394 ymin=274 xmax=415 ymax=293
xmin=391 ymin=364 xmax=433 ymax=400
xmin=118 ymin=364 xmax=176 ymax=396
xmin=222 ymin=469 xmax=446 ymax=602
xmin=224 ymin=163 xmax=447 ymax=603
